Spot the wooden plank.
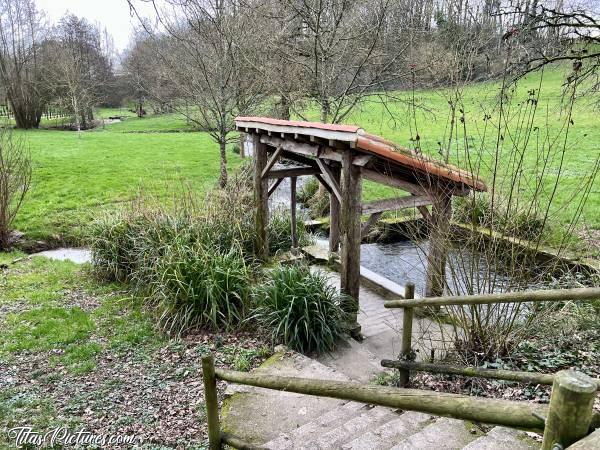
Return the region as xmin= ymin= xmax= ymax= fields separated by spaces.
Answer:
xmin=329 ymin=166 xmax=341 ymax=253
xmin=201 ymin=356 xmax=222 ymax=450
xmin=291 ymin=177 xmax=298 ymax=248
xmin=260 ymin=146 xmax=283 ymax=179
xmin=340 ymin=150 xmax=362 ymax=331
xmin=266 ymin=166 xmax=320 ymax=179
xmin=315 ymin=158 xmax=342 ymax=203
xmin=384 ymin=287 xmax=600 ymax=309
xmin=361 ymin=195 xmax=432 ymax=215
xmin=362 ymin=168 xmax=429 ymax=196
xmin=260 ymin=135 xmax=342 ymax=162
xmin=279 ymin=150 xmax=319 ymax=168
xmin=214 ymin=368 xmax=547 ymax=432
xmin=253 ymin=134 xmax=269 ymax=260
xmin=268 ymin=178 xmax=283 ymax=196
xmin=353 ymin=154 xmax=373 ymax=166
xmin=399 ymin=283 xmax=415 ymax=387
xmin=315 ymin=174 xmax=333 ymax=194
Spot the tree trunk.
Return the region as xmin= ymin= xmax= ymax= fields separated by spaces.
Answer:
xmin=219 ymin=138 xmax=228 ymax=188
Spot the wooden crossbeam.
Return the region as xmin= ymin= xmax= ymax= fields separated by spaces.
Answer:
xmin=260 ymin=146 xmax=283 ymax=179
xmin=353 ymin=154 xmax=372 ymax=167
xmin=362 ymin=168 xmax=428 ymax=196
xmin=268 ymin=178 xmax=283 ymax=196
xmin=260 ymin=135 xmax=343 ymax=162
xmin=266 ymin=166 xmax=321 ymax=179
xmin=362 ymin=195 xmax=433 ymax=215
xmin=315 ymin=158 xmax=342 ymax=203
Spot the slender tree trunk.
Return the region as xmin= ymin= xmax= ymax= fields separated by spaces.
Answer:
xmin=219 ymin=136 xmax=228 ymax=188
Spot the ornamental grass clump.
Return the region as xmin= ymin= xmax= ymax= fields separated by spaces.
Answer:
xmin=253 ymin=264 xmax=346 ymax=354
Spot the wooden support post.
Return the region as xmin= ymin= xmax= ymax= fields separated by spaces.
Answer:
xmin=291 ymin=177 xmax=298 ymax=249
xmin=253 ymin=134 xmax=269 ymax=260
xmin=399 ymin=282 xmax=415 ymax=387
xmin=329 ymin=166 xmax=341 ymax=253
xmin=542 ymin=370 xmax=596 ymax=450
xmin=425 ymin=193 xmax=452 ymax=298
xmin=340 ymin=150 xmax=362 ymax=336
xmin=202 ymin=355 xmax=221 ymax=450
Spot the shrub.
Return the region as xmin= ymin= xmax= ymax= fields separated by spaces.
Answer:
xmin=155 ymin=243 xmax=252 ymax=334
xmin=297 ymin=177 xmax=319 ymax=204
xmin=252 ymin=264 xmax=346 ymax=353
xmin=0 ymin=129 xmax=31 ymax=250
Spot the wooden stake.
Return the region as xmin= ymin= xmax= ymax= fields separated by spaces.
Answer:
xmin=253 ymin=134 xmax=269 ymax=260
xmin=202 ymin=355 xmax=221 ymax=450
xmin=542 ymin=370 xmax=596 ymax=450
xmin=291 ymin=176 xmax=298 ymax=248
xmin=399 ymin=282 xmax=415 ymax=387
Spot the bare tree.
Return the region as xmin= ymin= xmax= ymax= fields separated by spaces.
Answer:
xmin=0 ymin=128 xmax=31 ymax=249
xmin=128 ymin=0 xmax=268 ymax=187
xmin=0 ymin=0 xmax=47 ymax=129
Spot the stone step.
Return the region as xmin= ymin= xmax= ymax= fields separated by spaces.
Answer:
xmin=263 ymin=400 xmax=367 ymax=450
xmin=306 ymin=406 xmax=400 ymax=449
xmin=341 ymin=411 xmax=432 ymax=450
xmin=461 ymin=426 xmax=540 ymax=449
xmin=388 ymin=417 xmax=479 ymax=450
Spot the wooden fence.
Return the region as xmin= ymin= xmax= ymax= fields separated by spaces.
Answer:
xmin=201 ymin=286 xmax=600 ymax=450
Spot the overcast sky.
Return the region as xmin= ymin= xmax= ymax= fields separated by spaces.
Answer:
xmin=36 ymin=0 xmax=154 ymax=53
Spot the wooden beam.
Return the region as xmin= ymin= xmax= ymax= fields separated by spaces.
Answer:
xmin=260 ymin=146 xmax=283 ymax=179
xmin=291 ymin=177 xmax=298 ymax=248
xmin=315 ymin=174 xmax=333 ymax=194
xmin=268 ymin=178 xmax=283 ymax=197
xmin=260 ymin=135 xmax=343 ymax=162
xmin=315 ymin=158 xmax=342 ymax=203
xmin=353 ymin=154 xmax=372 ymax=167
xmin=362 ymin=168 xmax=429 ymax=196
xmin=340 ymin=150 xmax=362 ymax=334
xmin=253 ymin=134 xmax=269 ymax=260
xmin=329 ymin=166 xmax=341 ymax=253
xmin=362 ymin=195 xmax=433 ymax=215
xmin=279 ymin=150 xmax=319 ymax=169
xmin=425 ymin=194 xmax=452 ymax=297
xmin=266 ymin=166 xmax=320 ymax=179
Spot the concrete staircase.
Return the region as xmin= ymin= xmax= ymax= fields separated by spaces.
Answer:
xmin=221 ymin=351 xmax=540 ymax=449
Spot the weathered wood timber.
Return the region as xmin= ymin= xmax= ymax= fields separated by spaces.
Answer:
xmin=214 ymin=368 xmax=547 ymax=431
xmin=265 ymin=166 xmax=321 ymax=178
xmin=260 ymin=135 xmax=342 ymax=162
xmin=361 ymin=195 xmax=433 ymax=215
xmin=202 ymin=355 xmax=221 ymax=450
xmin=384 ymin=287 xmax=600 ymax=309
xmin=260 ymin=146 xmax=283 ymax=178
xmin=340 ymin=149 xmax=362 ymax=331
xmin=425 ymin=193 xmax=452 ymax=298
xmin=362 ymin=168 xmax=429 ymax=196
xmin=541 ymin=370 xmax=596 ymax=450
xmin=382 ymin=360 xmax=600 ymax=389
xmin=253 ymin=134 xmax=269 ymax=260
xmin=268 ymin=178 xmax=283 ymax=197
xmin=329 ymin=166 xmax=341 ymax=252
xmin=399 ymin=282 xmax=415 ymax=387
xmin=291 ymin=177 xmax=298 ymax=248
xmin=315 ymin=158 xmax=342 ymax=203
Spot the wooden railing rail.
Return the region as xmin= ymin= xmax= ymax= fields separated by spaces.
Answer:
xmin=384 ymin=286 xmax=600 ymax=309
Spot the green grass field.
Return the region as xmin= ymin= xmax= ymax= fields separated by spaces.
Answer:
xmin=6 ymin=67 xmax=600 ymax=246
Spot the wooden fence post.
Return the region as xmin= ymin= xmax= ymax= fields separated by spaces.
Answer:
xmin=202 ymin=355 xmax=222 ymax=450
xmin=541 ymin=369 xmax=596 ymax=450
xmin=399 ymin=282 xmax=415 ymax=387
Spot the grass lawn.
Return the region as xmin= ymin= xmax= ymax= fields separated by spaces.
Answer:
xmin=5 ymin=66 xmax=599 ymax=248
xmin=0 ymin=252 xmax=271 ymax=448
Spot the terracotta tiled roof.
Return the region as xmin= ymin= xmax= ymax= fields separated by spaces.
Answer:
xmin=235 ymin=117 xmax=486 ymax=192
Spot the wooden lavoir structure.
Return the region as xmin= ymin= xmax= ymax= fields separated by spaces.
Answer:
xmin=235 ymin=116 xmax=486 ymax=333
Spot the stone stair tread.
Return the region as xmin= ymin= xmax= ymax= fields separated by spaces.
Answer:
xmin=342 ymin=411 xmax=432 ymax=450
xmin=461 ymin=427 xmax=539 ymax=450
xmin=308 ymin=406 xmax=400 ymax=449
xmin=388 ymin=417 xmax=479 ymax=450
xmin=263 ymin=400 xmax=367 ymax=450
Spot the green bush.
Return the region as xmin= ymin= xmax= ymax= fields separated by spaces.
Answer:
xmin=155 ymin=243 xmax=252 ymax=334
xmin=297 ymin=177 xmax=319 ymax=204
xmin=252 ymin=264 xmax=346 ymax=353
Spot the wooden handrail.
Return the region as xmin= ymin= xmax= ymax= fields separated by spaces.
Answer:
xmin=384 ymin=287 xmax=600 ymax=309
xmin=214 ymin=366 xmax=547 ymax=431
xmin=381 ymin=360 xmax=600 ymax=390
